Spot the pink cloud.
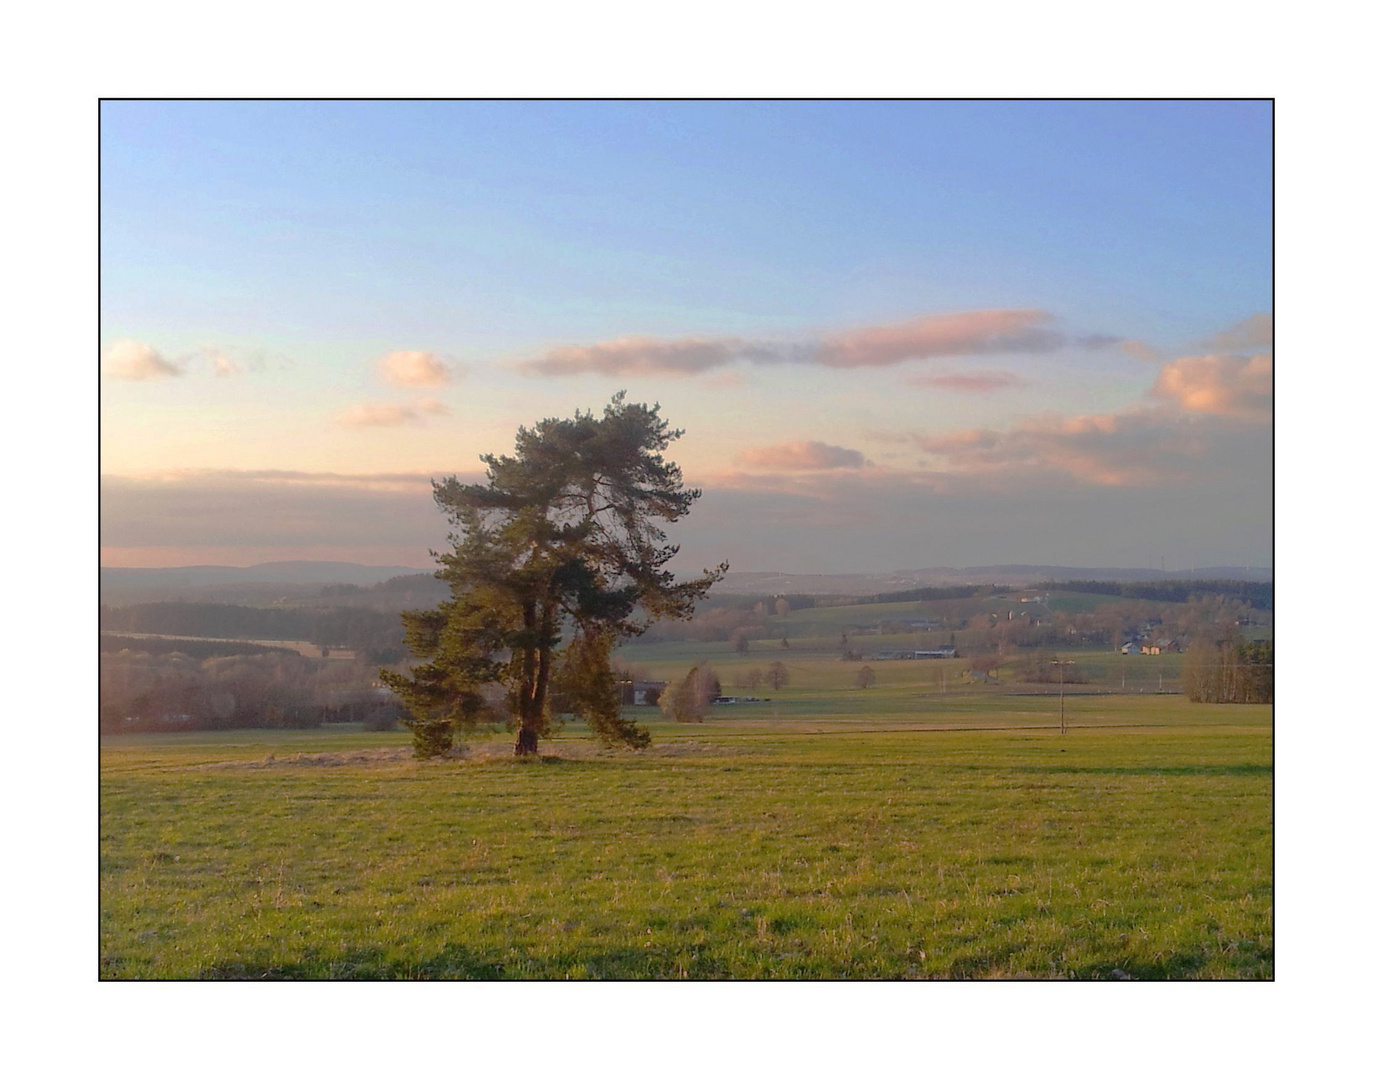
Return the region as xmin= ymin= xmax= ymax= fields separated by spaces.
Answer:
xmin=335 ymin=398 xmax=450 ymax=428
xmin=1150 ymin=353 xmax=1272 ymax=419
xmin=209 ymin=351 xmax=243 ymax=377
xmin=908 ymin=408 xmax=1213 ymax=488
xmin=101 ymin=340 xmax=182 ymax=380
xmin=520 ymin=336 xmax=772 ymax=376
xmin=378 ymin=350 xmax=455 ymax=386
xmin=908 ymin=370 xmax=1027 ymax=393
xmin=915 ymin=428 xmax=1001 ymax=455
xmin=736 ymin=440 xmax=870 ymax=471
xmin=516 ymin=309 xmax=1096 ymax=377
xmin=809 ymin=310 xmax=1059 ymax=369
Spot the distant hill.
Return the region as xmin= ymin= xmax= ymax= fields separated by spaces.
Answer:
xmin=100 ymin=562 xmax=430 ymax=605
xmin=713 ymin=565 xmax=1272 ymax=595
xmin=100 ymin=559 xmax=1271 ymax=605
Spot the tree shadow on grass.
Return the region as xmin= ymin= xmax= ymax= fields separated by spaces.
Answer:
xmin=1031 ymin=764 xmax=1271 ymax=778
xmin=200 ymin=944 xmax=504 ymax=980
xmin=1077 ymin=951 xmax=1260 ymax=980
xmin=198 ymin=943 xmax=683 ymax=980
xmin=945 ymin=947 xmax=1249 ymax=981
xmin=954 ymin=764 xmax=1271 ymax=778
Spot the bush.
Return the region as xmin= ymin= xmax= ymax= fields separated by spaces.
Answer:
xmin=405 ymin=717 xmax=454 ymax=759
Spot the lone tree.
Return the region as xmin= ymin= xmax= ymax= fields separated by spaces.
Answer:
xmin=380 ymin=394 xmax=726 ymax=757
xmin=660 ymin=662 xmax=720 ymax=723
xmin=738 ymin=666 xmax=764 ymax=691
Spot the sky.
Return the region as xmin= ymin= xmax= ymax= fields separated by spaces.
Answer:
xmin=100 ymin=100 xmax=1273 ymax=572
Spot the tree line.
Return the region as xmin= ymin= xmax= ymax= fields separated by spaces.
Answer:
xmin=100 ymin=649 xmax=400 ymax=733
xmin=1038 ymin=579 xmax=1272 ymax=611
xmin=100 ymin=602 xmax=409 ymax=662
xmin=100 ymin=635 xmax=298 ymax=660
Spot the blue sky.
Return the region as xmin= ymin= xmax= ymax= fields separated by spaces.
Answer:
xmin=100 ymin=100 xmax=1272 ymax=571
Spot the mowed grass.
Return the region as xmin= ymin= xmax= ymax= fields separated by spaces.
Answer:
xmin=100 ymin=688 xmax=1272 ymax=980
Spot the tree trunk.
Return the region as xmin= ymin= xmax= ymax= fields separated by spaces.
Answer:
xmin=513 ymin=601 xmax=541 ymax=756
xmin=515 ymin=724 xmax=539 ymax=756
xmin=515 ymin=608 xmax=557 ymax=758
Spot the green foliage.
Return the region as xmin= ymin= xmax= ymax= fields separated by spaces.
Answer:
xmin=406 ymin=716 xmax=455 ymax=759
xmin=380 ymin=395 xmax=724 ymax=756
xmin=551 ymin=634 xmax=650 ymax=749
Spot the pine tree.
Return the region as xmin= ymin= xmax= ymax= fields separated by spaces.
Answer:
xmin=381 ymin=395 xmax=725 ymax=757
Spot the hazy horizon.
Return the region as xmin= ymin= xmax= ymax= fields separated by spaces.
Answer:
xmin=98 ymin=557 xmax=1273 ymax=579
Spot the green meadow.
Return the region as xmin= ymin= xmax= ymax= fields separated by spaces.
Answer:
xmin=100 ymin=651 xmax=1271 ymax=980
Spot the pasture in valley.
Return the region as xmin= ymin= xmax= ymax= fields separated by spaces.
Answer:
xmin=100 ymin=649 xmax=1272 ymax=980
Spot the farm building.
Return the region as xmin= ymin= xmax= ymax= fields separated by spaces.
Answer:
xmin=1143 ymin=639 xmax=1181 ymax=655
xmin=1120 ymin=642 xmax=1141 ymax=655
xmin=619 ymin=680 xmax=667 ymax=706
xmin=872 ymin=646 xmax=956 ymax=660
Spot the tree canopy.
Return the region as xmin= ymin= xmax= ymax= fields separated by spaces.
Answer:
xmin=380 ymin=394 xmax=726 ymax=757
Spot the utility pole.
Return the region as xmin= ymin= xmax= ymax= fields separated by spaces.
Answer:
xmin=1060 ymin=661 xmax=1066 ymax=734
xmin=1050 ymin=658 xmax=1075 ymax=735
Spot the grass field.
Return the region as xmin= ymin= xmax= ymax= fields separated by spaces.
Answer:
xmin=100 ymin=677 xmax=1272 ymax=980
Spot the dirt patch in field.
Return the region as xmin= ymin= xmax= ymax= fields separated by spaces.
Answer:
xmin=193 ymin=739 xmax=740 ymax=771
xmin=196 ymin=748 xmax=415 ymax=770
xmin=451 ymin=739 xmax=744 ymax=763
